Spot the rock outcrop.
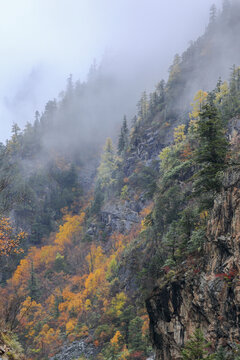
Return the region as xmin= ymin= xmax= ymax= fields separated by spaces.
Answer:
xmin=146 ymin=169 xmax=240 ymax=360
xmin=50 ymin=340 xmax=97 ymax=360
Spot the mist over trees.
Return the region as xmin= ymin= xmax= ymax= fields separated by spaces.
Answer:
xmin=0 ymin=2 xmax=240 ymax=359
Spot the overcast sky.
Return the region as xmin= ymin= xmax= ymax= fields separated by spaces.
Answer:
xmin=0 ymin=0 xmax=223 ymax=142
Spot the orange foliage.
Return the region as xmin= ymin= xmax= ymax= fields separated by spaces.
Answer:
xmin=110 ymin=330 xmax=123 ymax=353
xmin=181 ymin=143 xmax=192 ymax=161
xmin=86 ymin=244 xmax=105 ymax=272
xmin=141 ymin=314 xmax=150 ymax=337
xmin=55 ymin=212 xmax=85 ymax=249
xmin=0 ymin=217 xmax=26 ymax=256
xmin=1 ymin=197 xmax=145 ymax=360
xmin=139 ymin=202 xmax=153 ymax=219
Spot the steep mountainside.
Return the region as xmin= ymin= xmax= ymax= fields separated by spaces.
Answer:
xmin=147 ymin=164 xmax=240 ymax=360
xmin=1 ymin=2 xmax=240 ymax=360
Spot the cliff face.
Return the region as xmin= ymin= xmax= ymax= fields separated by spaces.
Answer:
xmin=0 ymin=331 xmax=24 ymax=360
xmin=146 ymin=169 xmax=240 ymax=360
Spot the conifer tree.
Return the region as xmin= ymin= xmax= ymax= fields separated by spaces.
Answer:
xmin=137 ymin=91 xmax=149 ymax=121
xmin=209 ymin=4 xmax=217 ymax=24
xmin=97 ymin=138 xmax=117 ymax=192
xmin=181 ymin=329 xmax=214 ymax=360
xmin=128 ymin=317 xmax=144 ymax=352
xmin=193 ymin=101 xmax=228 ymax=205
xmin=117 ymin=116 xmax=129 ymax=155
xmin=28 ymin=261 xmax=39 ymax=301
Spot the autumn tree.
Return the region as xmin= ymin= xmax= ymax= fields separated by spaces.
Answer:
xmin=174 ymin=125 xmax=186 ymax=144
xmin=0 ymin=217 xmax=25 ymax=257
xmin=189 ymin=90 xmax=208 ymax=122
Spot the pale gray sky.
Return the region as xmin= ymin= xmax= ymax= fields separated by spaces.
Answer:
xmin=0 ymin=0 xmax=222 ymax=142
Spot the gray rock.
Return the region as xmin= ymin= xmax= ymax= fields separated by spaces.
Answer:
xmin=101 ymin=201 xmax=140 ymax=233
xmin=50 ymin=340 xmax=97 ymax=360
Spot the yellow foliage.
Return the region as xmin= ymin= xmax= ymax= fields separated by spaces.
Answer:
xmin=55 ymin=213 xmax=85 ymax=249
xmin=110 ymin=233 xmax=126 ymax=254
xmin=189 ymin=90 xmax=208 ymax=120
xmin=159 ymin=146 xmax=172 ymax=170
xmin=84 ymin=268 xmax=106 ymax=297
xmin=174 ymin=124 xmax=186 ymax=144
xmin=140 ymin=203 xmax=153 ymax=219
xmin=111 ymin=330 xmax=122 ymax=346
xmin=214 ymin=81 xmax=229 ymax=104
xmin=78 ymin=324 xmax=89 ymax=338
xmin=200 ymin=210 xmax=209 ymax=220
xmin=66 ymin=319 xmax=77 ymax=334
xmin=37 ymin=323 xmax=62 ymax=354
xmin=84 ymin=298 xmax=92 ymax=311
xmin=11 ymin=258 xmax=31 ymax=288
xmin=118 ymin=345 xmax=130 ymax=359
xmin=59 ymin=287 xmax=83 ymax=315
xmin=86 ymin=244 xmax=105 ymax=272
xmin=140 ymin=219 xmax=147 ymax=232
xmin=141 ymin=314 xmax=150 ymax=337
xmin=31 ymin=245 xmax=58 ymax=267
xmin=2 ymin=200 xmax=144 ymax=360
xmin=109 ymin=292 xmax=127 ymax=317
xmin=0 ymin=217 xmax=26 ymax=257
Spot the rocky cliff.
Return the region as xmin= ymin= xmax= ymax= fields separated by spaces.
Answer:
xmin=146 ymin=169 xmax=240 ymax=359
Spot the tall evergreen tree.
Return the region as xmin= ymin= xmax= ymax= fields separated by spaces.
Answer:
xmin=118 ymin=116 xmax=129 ymax=155
xmin=181 ymin=329 xmax=214 ymax=360
xmin=209 ymin=4 xmax=217 ymax=24
xmin=28 ymin=261 xmax=39 ymax=301
xmin=193 ymin=102 xmax=228 ymax=205
xmin=137 ymin=91 xmax=149 ymax=121
xmin=97 ymin=138 xmax=117 ymax=192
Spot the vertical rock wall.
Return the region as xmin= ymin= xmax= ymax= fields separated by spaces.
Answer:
xmin=146 ymin=170 xmax=240 ymax=359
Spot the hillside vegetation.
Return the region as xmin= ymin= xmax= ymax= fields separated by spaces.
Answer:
xmin=0 ymin=2 xmax=240 ymax=359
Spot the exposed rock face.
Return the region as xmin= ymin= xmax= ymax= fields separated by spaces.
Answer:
xmin=101 ymin=201 xmax=140 ymax=233
xmin=125 ymin=115 xmax=182 ymax=177
xmin=146 ymin=170 xmax=240 ymax=360
xmin=50 ymin=340 xmax=97 ymax=360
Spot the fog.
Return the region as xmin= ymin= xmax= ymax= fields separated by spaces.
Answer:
xmin=0 ymin=0 xmax=223 ymax=143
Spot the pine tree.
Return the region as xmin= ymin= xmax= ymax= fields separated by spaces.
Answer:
xmin=28 ymin=261 xmax=39 ymax=301
xmin=193 ymin=102 xmax=228 ymax=205
xmin=181 ymin=328 xmax=215 ymax=360
xmin=137 ymin=91 xmax=149 ymax=121
xmin=128 ymin=317 xmax=144 ymax=352
xmin=97 ymin=138 xmax=117 ymax=192
xmin=222 ymin=0 xmax=230 ymax=13
xmin=118 ymin=116 xmax=129 ymax=155
xmin=209 ymin=4 xmax=217 ymax=24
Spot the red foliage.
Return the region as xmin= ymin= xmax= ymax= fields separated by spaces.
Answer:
xmin=215 ymin=268 xmax=238 ymax=281
xmin=129 ymin=351 xmax=146 ymax=360
xmin=162 ymin=266 xmax=170 ymax=274
xmin=193 ymin=268 xmax=200 ymax=274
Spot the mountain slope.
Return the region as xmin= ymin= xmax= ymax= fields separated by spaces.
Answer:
xmin=1 ymin=2 xmax=240 ymax=360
